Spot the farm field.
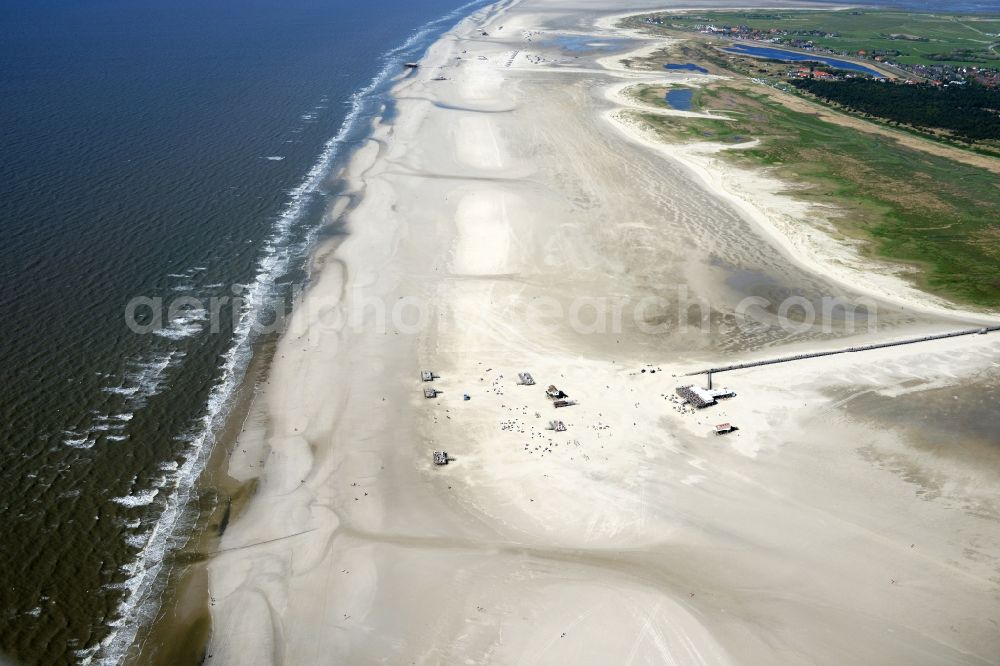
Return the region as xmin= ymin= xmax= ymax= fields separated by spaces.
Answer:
xmin=648 ymin=9 xmax=1000 ymax=68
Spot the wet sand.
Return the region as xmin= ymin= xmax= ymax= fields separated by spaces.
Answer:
xmin=202 ymin=2 xmax=1000 ymax=664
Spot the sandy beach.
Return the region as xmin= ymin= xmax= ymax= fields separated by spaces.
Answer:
xmin=203 ymin=1 xmax=1000 ymax=663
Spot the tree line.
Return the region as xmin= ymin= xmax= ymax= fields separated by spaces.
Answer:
xmin=791 ymin=77 xmax=1000 ymax=141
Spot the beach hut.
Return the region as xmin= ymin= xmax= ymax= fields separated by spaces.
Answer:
xmin=676 ymin=385 xmax=734 ymax=409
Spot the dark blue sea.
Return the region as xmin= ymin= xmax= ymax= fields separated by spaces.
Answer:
xmin=0 ymin=0 xmax=483 ymax=663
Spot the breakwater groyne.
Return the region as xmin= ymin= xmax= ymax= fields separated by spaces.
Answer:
xmin=685 ymin=326 xmax=1000 ymax=383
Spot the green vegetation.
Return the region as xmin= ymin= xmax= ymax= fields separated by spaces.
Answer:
xmin=634 ymin=84 xmax=1000 ymax=306
xmin=643 ymin=10 xmax=1000 ymax=68
xmin=793 ymin=78 xmax=1000 ymax=142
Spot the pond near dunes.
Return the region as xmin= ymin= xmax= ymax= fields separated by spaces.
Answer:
xmin=665 ymin=62 xmax=709 ymax=74
xmin=723 ymin=44 xmax=884 ymax=77
xmin=665 ymin=87 xmax=694 ymax=110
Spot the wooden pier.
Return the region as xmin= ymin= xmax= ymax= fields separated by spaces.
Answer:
xmin=685 ymin=326 xmax=1000 ymax=383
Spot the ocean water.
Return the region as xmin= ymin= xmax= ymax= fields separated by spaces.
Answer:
xmin=0 ymin=0 xmax=483 ymax=663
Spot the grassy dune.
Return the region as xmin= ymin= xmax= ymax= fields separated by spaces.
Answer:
xmin=635 ymin=84 xmax=1000 ymax=306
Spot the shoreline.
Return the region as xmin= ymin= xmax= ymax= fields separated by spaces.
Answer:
xmin=128 ymin=333 xmax=276 ymax=664
xmin=201 ymin=2 xmax=517 ymax=659
xmin=124 ymin=2 xmax=501 ymax=661
xmin=196 ymin=1 xmax=1000 ymax=663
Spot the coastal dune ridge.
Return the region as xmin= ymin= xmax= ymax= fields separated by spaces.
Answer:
xmin=200 ymin=1 xmax=1000 ymax=664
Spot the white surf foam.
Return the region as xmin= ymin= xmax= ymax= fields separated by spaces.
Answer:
xmin=123 ymin=532 xmax=149 ymax=549
xmin=153 ymin=307 xmax=207 ymax=341
xmin=112 ymin=489 xmax=158 ymax=508
xmin=63 ymin=433 xmax=95 ymax=449
xmin=101 ymin=351 xmax=181 ymax=407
